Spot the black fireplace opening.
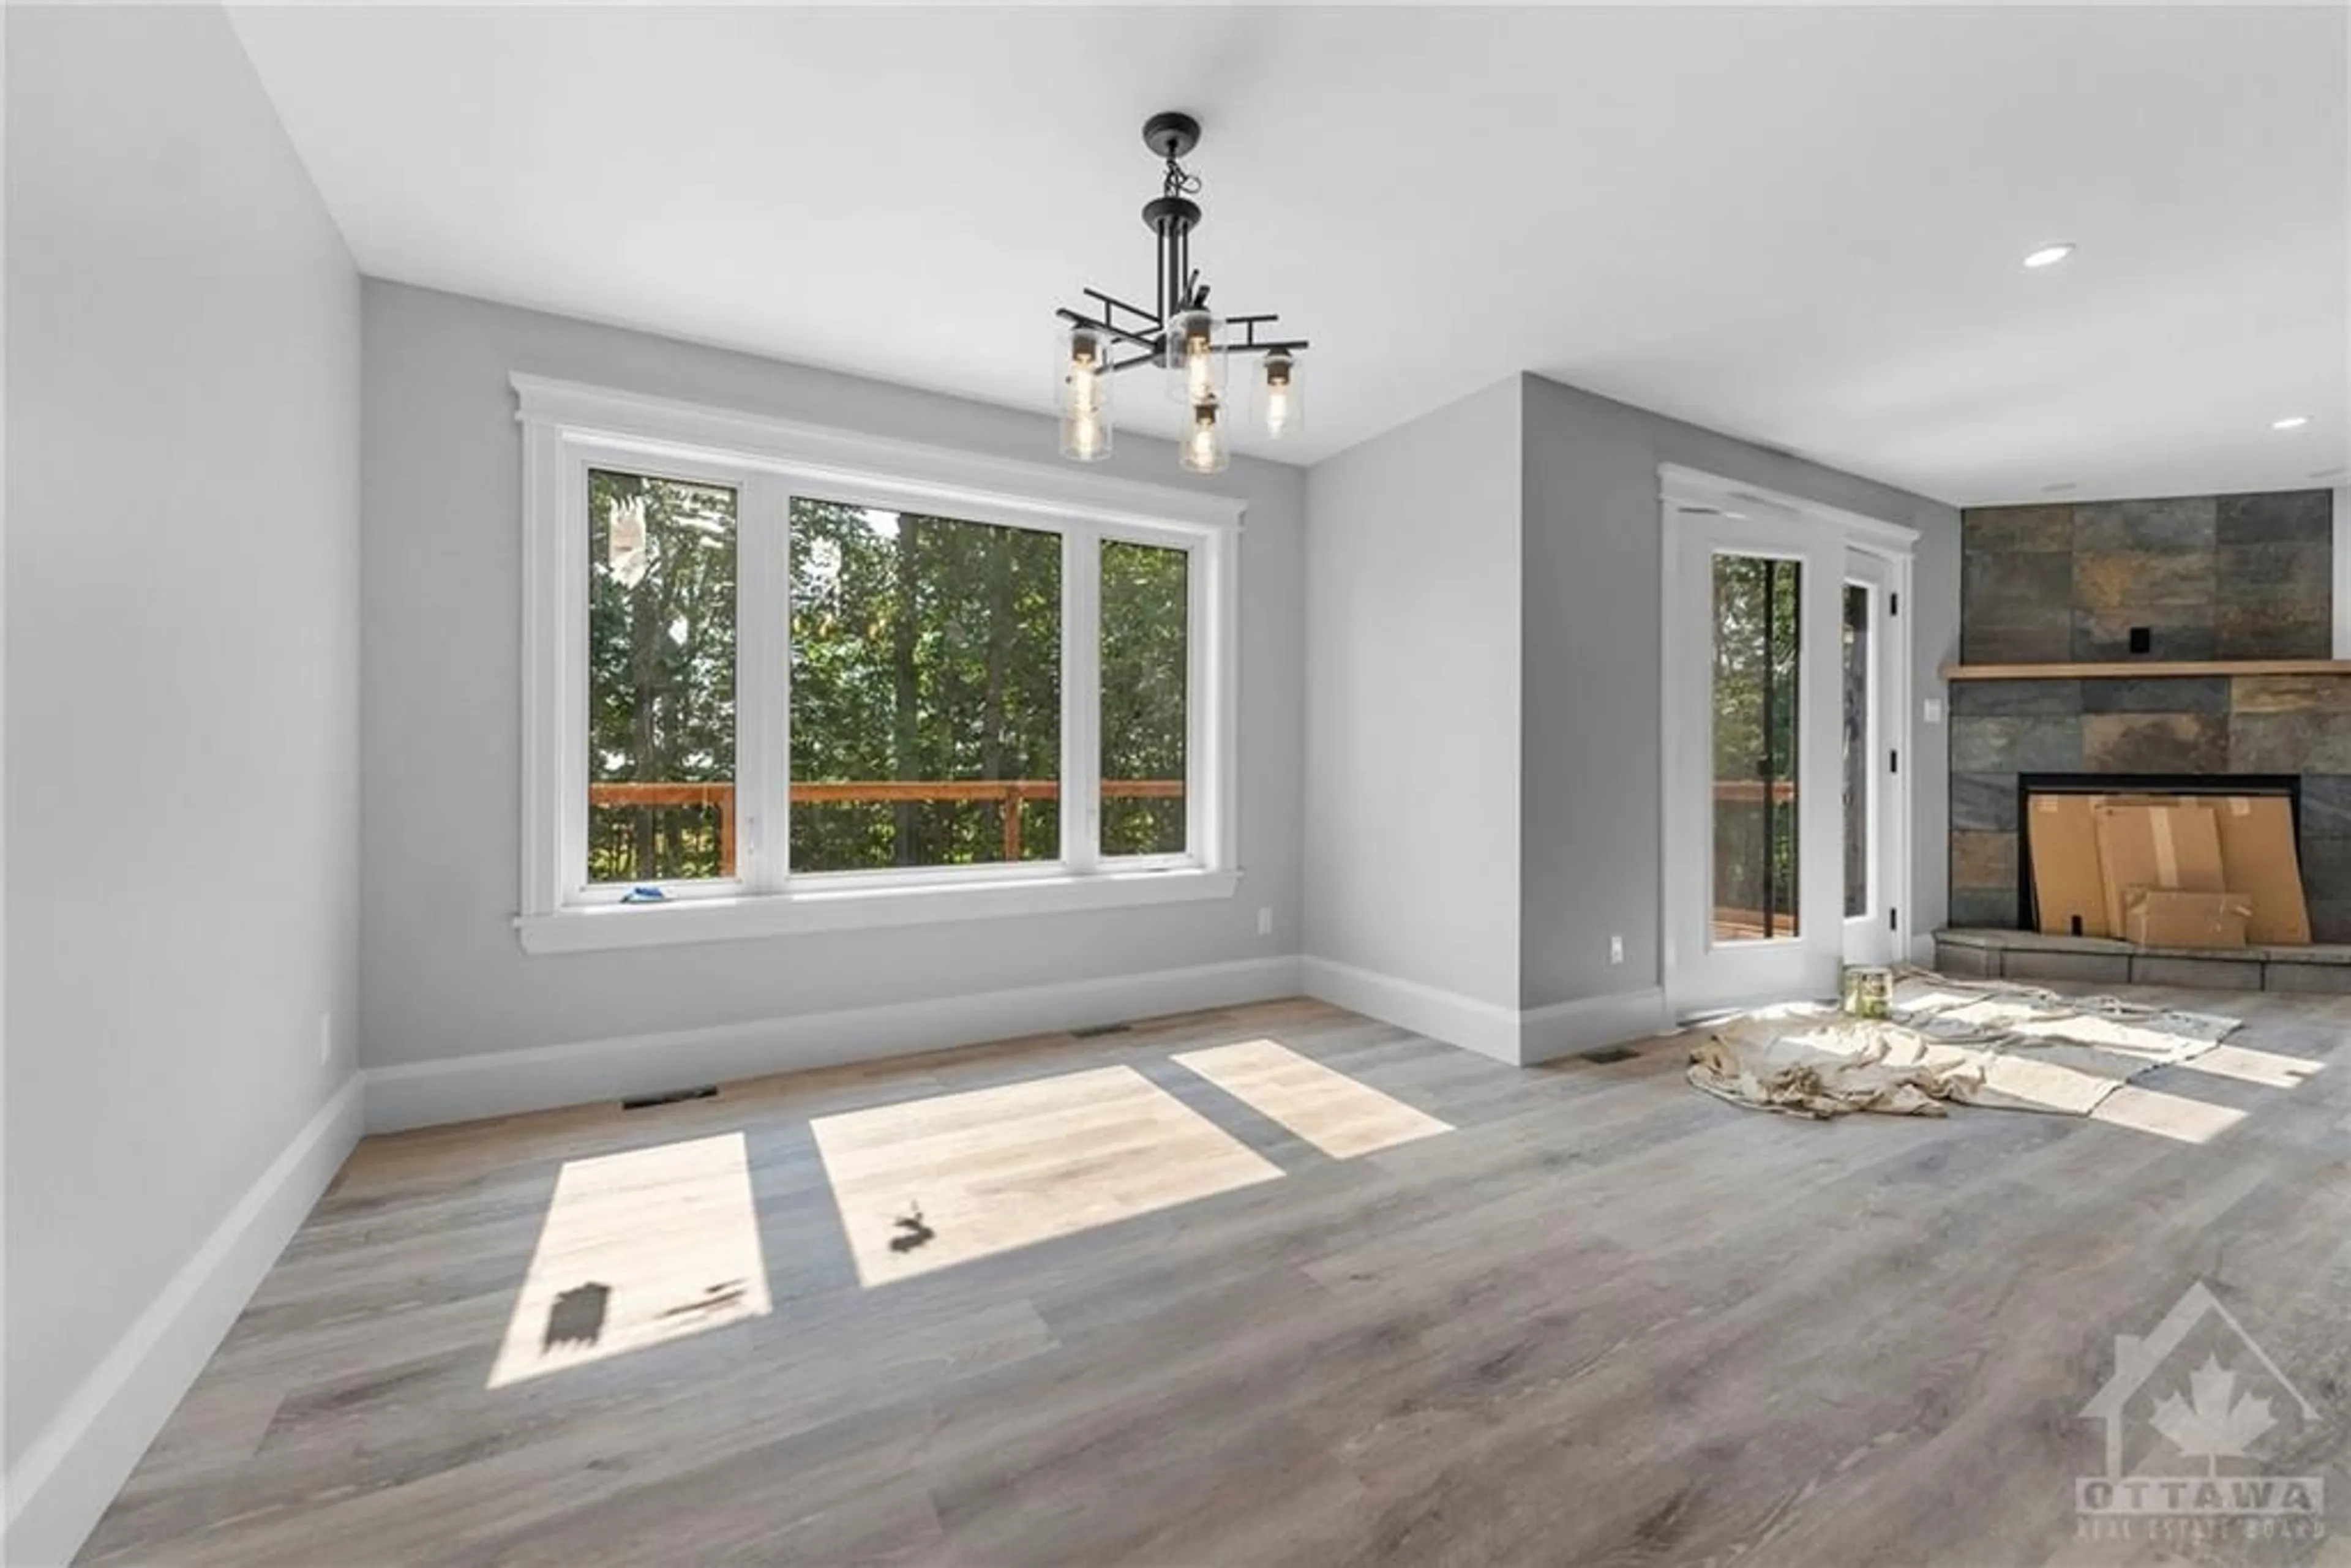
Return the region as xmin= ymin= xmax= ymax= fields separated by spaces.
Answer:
xmin=2013 ymin=773 xmax=2301 ymax=932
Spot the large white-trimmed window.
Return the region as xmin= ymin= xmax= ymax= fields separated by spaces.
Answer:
xmin=515 ymin=376 xmax=1241 ymax=953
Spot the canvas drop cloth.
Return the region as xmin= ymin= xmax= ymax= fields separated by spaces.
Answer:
xmin=1688 ymin=970 xmax=2241 ymax=1120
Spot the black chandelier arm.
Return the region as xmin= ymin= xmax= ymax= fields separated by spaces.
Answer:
xmin=1061 ymin=301 xmax=1306 ymax=360
xmin=1091 ymin=342 xmax=1303 ymax=375
xmin=1081 ymin=287 xmax=1160 ymax=331
xmin=1224 ymin=315 xmax=1308 ymax=352
xmin=1055 ymin=305 xmax=1161 ymax=352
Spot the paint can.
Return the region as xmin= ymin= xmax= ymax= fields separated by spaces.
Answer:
xmin=1841 ymin=965 xmax=1892 ymax=1019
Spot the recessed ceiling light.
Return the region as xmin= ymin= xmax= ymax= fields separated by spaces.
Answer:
xmin=2272 ymin=415 xmax=2311 ymax=431
xmin=2022 ymin=243 xmax=2075 ymax=269
xmin=2043 ymin=481 xmax=2078 ymax=494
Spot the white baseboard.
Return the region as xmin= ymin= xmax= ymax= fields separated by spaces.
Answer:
xmin=364 ymin=955 xmax=1306 ymax=1133
xmin=2 ymin=1073 xmax=366 ymax=1568
xmin=1518 ymin=986 xmax=1672 ymax=1065
xmin=1297 ymin=956 xmax=1521 ymax=1063
xmin=1300 ymin=956 xmax=1668 ymax=1067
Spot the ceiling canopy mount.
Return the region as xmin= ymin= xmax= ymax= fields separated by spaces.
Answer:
xmin=1140 ymin=110 xmax=1201 ymax=162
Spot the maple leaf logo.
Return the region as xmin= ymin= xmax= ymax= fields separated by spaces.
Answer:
xmin=2148 ymin=1354 xmax=2276 ymax=1474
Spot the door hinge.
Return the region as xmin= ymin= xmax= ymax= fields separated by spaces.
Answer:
xmin=1889 ymin=591 xmax=1900 ymax=615
xmin=1889 ymin=748 xmax=1899 ymax=775
xmin=1889 ymin=907 xmax=1899 ymax=931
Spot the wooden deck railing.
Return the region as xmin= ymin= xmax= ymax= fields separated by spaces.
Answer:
xmin=588 ymin=779 xmax=1185 ymax=871
xmin=594 ymin=775 xmax=1777 ymax=879
xmin=1711 ymin=776 xmax=1799 ymax=939
xmin=1708 ymin=779 xmax=1799 ymax=804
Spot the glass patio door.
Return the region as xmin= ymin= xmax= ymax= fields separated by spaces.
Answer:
xmin=1665 ymin=500 xmax=1844 ymax=1015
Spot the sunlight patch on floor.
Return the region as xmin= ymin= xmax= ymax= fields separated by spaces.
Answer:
xmin=1173 ymin=1038 xmax=1453 ymax=1158
xmin=2174 ymin=1042 xmax=2326 ymax=1089
xmin=811 ymin=1065 xmax=1281 ymax=1288
xmin=2089 ymin=1084 xmax=2249 ymax=1144
xmin=488 ymin=1131 xmax=771 ymax=1389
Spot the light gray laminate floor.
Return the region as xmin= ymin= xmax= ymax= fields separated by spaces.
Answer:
xmin=80 ymin=991 xmax=2351 ymax=1566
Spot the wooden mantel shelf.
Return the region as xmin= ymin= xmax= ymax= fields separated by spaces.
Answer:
xmin=1943 ymin=659 xmax=2351 ymax=681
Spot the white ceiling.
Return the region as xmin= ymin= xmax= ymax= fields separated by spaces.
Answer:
xmin=227 ymin=4 xmax=2347 ymax=506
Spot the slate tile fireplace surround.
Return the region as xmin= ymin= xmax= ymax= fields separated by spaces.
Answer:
xmin=1949 ymin=488 xmax=2351 ymax=939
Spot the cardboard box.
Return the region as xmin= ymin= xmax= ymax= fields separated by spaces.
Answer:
xmin=2027 ymin=794 xmax=2109 ymax=937
xmin=2025 ymin=788 xmax=2309 ymax=948
xmin=2124 ymin=887 xmax=2253 ymax=949
xmin=2094 ymin=802 xmax=2225 ymax=938
xmin=2028 ymin=791 xmax=2205 ymax=937
xmin=2211 ymin=795 xmax=2311 ymax=945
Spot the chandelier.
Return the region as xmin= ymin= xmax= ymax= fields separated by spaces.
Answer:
xmin=1052 ymin=111 xmax=1308 ymax=475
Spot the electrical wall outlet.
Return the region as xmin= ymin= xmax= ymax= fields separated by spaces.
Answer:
xmin=317 ymin=1011 xmax=334 ymax=1066
xmin=1609 ymin=934 xmax=1625 ymax=965
xmin=1257 ymin=906 xmax=1274 ymax=937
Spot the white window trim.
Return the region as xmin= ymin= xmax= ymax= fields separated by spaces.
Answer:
xmin=514 ymin=373 xmax=1243 ymax=955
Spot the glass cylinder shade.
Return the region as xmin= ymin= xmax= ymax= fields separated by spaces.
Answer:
xmin=1258 ymin=349 xmax=1303 ymax=440
xmin=1161 ymin=308 xmax=1224 ymax=405
xmin=1180 ymin=394 xmax=1229 ymax=476
xmin=1057 ymin=325 xmax=1113 ymax=462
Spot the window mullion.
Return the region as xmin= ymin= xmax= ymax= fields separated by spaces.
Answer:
xmin=1063 ymin=525 xmax=1102 ymax=875
xmin=739 ymin=475 xmax=791 ymax=894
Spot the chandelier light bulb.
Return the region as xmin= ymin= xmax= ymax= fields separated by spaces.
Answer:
xmin=1060 ymin=328 xmax=1106 ymax=413
xmin=1062 ymin=410 xmax=1109 ymax=462
xmin=1163 ymin=307 xmax=1224 ymax=406
xmin=1259 ymin=349 xmax=1302 ymax=440
xmin=1181 ymin=396 xmax=1228 ymax=475
xmin=1185 ymin=332 xmax=1216 ymax=401
xmin=1056 ymin=326 xmax=1114 ymax=462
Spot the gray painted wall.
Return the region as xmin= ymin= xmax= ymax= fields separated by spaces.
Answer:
xmin=359 ymin=283 xmax=1305 ymax=1070
xmin=1519 ymin=373 xmax=1959 ymax=1011
xmin=1302 ymin=378 xmax=1525 ymax=1010
xmin=5 ymin=1 xmax=361 ymax=1469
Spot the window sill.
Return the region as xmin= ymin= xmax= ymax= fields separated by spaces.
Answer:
xmin=516 ymin=866 xmax=1243 ymax=955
